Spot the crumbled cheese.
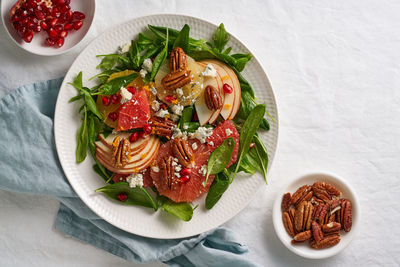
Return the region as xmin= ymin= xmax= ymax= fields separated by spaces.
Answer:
xmin=120 ymin=87 xmax=132 ymax=104
xmin=208 ymin=141 xmax=214 ymax=146
xmin=201 ymin=64 xmax=218 ymax=77
xmin=151 ymin=166 xmax=160 ymax=173
xmin=126 ymin=173 xmax=143 ymax=188
xmin=142 ymin=58 xmax=153 ymax=72
xmin=190 ymin=127 xmax=213 ymax=143
xmin=225 ymin=128 xmax=233 ymax=136
xmin=170 ymin=114 xmax=180 ymax=122
xmin=152 ymin=100 xmax=160 ymax=111
xmin=173 ymin=157 xmax=179 ymax=162
xmin=176 ymin=88 xmax=183 ymax=96
xmin=175 ymin=172 xmax=181 ymax=178
xmin=199 ymin=165 xmax=207 ymax=176
xmin=155 ymin=109 xmax=169 ymax=118
xmin=191 ymin=142 xmax=198 ymax=150
xmin=171 ymin=104 xmax=184 ymax=116
xmin=175 ymin=165 xmax=182 ymax=172
xmin=120 ymin=42 xmax=130 ymax=54
xmin=139 ymin=69 xmax=147 ymax=79
xmin=150 ymin=86 xmax=157 ymax=95
xmin=172 ymin=161 xmax=178 ymax=166
xmin=171 ymin=127 xmax=188 ymax=140
xmin=183 ymin=124 xmax=188 ymax=130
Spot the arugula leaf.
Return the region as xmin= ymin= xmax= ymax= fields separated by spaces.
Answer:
xmin=82 ymin=90 xmax=102 ymax=119
xmin=76 ymin=107 xmax=88 ymax=163
xmin=173 ymin=24 xmax=190 ymax=52
xmin=149 ymin=27 xmax=168 ymax=82
xmin=158 ymin=196 xmax=193 ymax=221
xmin=205 ymin=137 xmax=235 ymax=184
xmin=232 ymin=104 xmax=266 ymax=181
xmin=178 ymin=106 xmax=194 ymax=129
xmin=205 ymin=169 xmax=230 ymax=209
xmin=213 ymin=23 xmax=230 ymax=52
xmin=69 ymin=94 xmax=83 ymax=103
xmin=128 ymin=40 xmax=141 ymax=70
xmin=100 ymin=73 xmax=138 ymax=95
xmin=95 ymin=182 xmax=158 ymax=210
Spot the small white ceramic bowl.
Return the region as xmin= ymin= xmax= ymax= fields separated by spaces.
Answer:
xmin=272 ymin=172 xmax=360 ymax=259
xmin=1 ymin=0 xmax=95 ymax=56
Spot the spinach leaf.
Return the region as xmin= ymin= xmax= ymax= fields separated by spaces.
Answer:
xmin=205 ymin=137 xmax=235 ymax=184
xmin=180 ymin=122 xmax=200 ymax=132
xmin=76 ymin=107 xmax=88 ymax=163
xmin=178 ymin=106 xmax=194 ymax=129
xmin=96 ymin=54 xmax=119 ymax=71
xmin=158 ymin=196 xmax=193 ymax=221
xmin=128 ymin=40 xmax=141 ymax=70
xmin=137 ymin=33 xmax=154 ymax=48
xmin=149 ymin=27 xmax=169 ymax=82
xmin=205 ymin=169 xmax=230 ymax=209
xmin=139 ymin=45 xmax=160 ymax=65
xmin=237 ymin=91 xmax=270 ymax=131
xmin=212 ymin=23 xmax=229 ymax=52
xmin=82 ymin=89 xmax=102 ymax=119
xmin=245 ymin=135 xmax=268 ymax=183
xmin=232 ymin=104 xmax=266 ymax=180
xmin=236 ymin=157 xmax=257 ymax=175
xmin=69 ymin=94 xmax=83 ymax=103
xmin=173 ymin=24 xmax=190 ymax=52
xmin=100 ymin=73 xmax=138 ymax=95
xmin=95 ymin=182 xmax=158 ymax=210
xmin=89 ymin=69 xmax=117 ymax=84
xmin=93 ymin=163 xmax=112 ymax=182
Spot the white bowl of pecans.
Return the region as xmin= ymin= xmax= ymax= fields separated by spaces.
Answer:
xmin=272 ymin=172 xmax=360 ymax=259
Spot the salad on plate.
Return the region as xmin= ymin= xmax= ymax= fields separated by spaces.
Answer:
xmin=69 ymin=23 xmax=273 ymax=221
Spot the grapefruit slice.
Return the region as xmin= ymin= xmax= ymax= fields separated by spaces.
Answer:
xmin=150 ymin=139 xmax=215 ymax=202
xmin=117 ymin=88 xmax=150 ymax=131
xmin=207 ymin=120 xmax=240 ymax=168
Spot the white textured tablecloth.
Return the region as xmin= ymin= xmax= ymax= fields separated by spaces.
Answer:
xmin=1 ymin=0 xmax=400 ymax=266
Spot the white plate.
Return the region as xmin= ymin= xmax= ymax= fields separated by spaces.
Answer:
xmin=1 ymin=0 xmax=95 ymax=56
xmin=54 ymin=14 xmax=279 ymax=239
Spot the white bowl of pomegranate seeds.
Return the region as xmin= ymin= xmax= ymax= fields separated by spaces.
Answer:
xmin=272 ymin=172 xmax=360 ymax=259
xmin=1 ymin=0 xmax=95 ymax=56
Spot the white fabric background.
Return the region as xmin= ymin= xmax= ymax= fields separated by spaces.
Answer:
xmin=1 ymin=0 xmax=400 ymax=266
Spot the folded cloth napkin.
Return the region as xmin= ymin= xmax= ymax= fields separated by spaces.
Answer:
xmin=0 ymin=78 xmax=258 ymax=267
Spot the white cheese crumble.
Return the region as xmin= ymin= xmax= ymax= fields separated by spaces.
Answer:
xmin=176 ymin=88 xmax=183 ymax=96
xmin=152 ymin=100 xmax=160 ymax=111
xmin=151 ymin=166 xmax=159 ymax=173
xmin=155 ymin=109 xmax=169 ymax=118
xmin=139 ymin=69 xmax=147 ymax=79
xmin=201 ymin=64 xmax=218 ymax=77
xmin=142 ymin=58 xmax=153 ymax=72
xmin=190 ymin=127 xmax=213 ymax=143
xmin=191 ymin=142 xmax=198 ymax=150
xmin=120 ymin=42 xmax=130 ymax=54
xmin=225 ymin=128 xmax=233 ymax=136
xmin=171 ymin=104 xmax=184 ymax=116
xmin=150 ymin=86 xmax=157 ymax=95
xmin=171 ymin=127 xmax=188 ymax=140
xmin=170 ymin=114 xmax=180 ymax=122
xmin=208 ymin=141 xmax=214 ymax=146
xmin=175 ymin=165 xmax=182 ymax=172
xmin=126 ymin=173 xmax=143 ymax=188
xmin=199 ymin=165 xmax=207 ymax=176
xmin=120 ymin=87 xmax=132 ymax=104
xmin=183 ymin=124 xmax=188 ymax=130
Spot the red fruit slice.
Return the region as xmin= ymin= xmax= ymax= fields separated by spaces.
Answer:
xmin=111 ymin=169 xmax=153 ymax=187
xmin=117 ymin=89 xmax=150 ymax=131
xmin=150 ymin=139 xmax=215 ymax=203
xmin=207 ymin=120 xmax=239 ymax=168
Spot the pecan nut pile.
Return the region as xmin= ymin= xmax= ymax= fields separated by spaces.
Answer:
xmin=281 ymin=181 xmax=353 ymax=249
xmin=161 ymin=47 xmax=192 ymax=91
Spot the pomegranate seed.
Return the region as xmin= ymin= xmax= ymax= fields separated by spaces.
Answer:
xmin=55 ymin=37 xmax=64 ymax=47
xmin=223 ymin=83 xmax=233 ymax=94
xmin=11 ymin=14 xmax=21 ymax=22
xmin=117 ymin=192 xmax=128 ymax=202
xmin=126 ymin=86 xmax=136 ymax=94
xmin=60 ymin=5 xmax=70 ymax=12
xmin=48 ymin=28 xmax=58 ymax=38
xmin=179 ymin=175 xmax=190 ymax=184
xmin=65 ymin=10 xmax=73 ymax=21
xmin=58 ymin=16 xmax=66 ymax=24
xmin=33 ymin=24 xmax=41 ymax=32
xmin=110 ymin=94 xmax=119 ymax=104
xmin=102 ymin=96 xmax=110 ymax=106
xmin=64 ymin=23 xmax=73 ymax=31
xmin=249 ymin=142 xmax=255 ymax=150
xmin=59 ymin=30 xmax=67 ymax=37
xmin=138 ymin=130 xmax=145 ymax=139
xmin=164 ymin=95 xmax=176 ymax=103
xmin=129 ymin=132 xmax=138 ymax=143
xmin=54 ymin=24 xmax=63 ymax=32
xmin=34 ymin=10 xmax=44 ymax=20
xmin=21 ymin=17 xmax=29 ymax=25
xmin=51 ymin=11 xmax=61 ymax=18
xmin=73 ymin=20 xmax=83 ymax=30
xmin=40 ymin=21 xmax=48 ymax=30
xmin=108 ymin=112 xmax=118 ymax=121
xmin=52 ymin=6 xmax=60 ymax=13
xmin=27 ymin=8 xmax=34 ymax=15
xmin=180 ymin=168 xmax=191 ymax=176
xmin=20 ymin=10 xmax=28 ymax=18
xmin=45 ymin=38 xmax=56 ymax=46
xmin=64 ymin=0 xmax=71 ymax=5
xmin=22 ymin=2 xmax=29 ymax=9
xmin=54 ymin=0 xmax=66 ymax=5
xmin=143 ymin=124 xmax=153 ymax=134
xmin=27 ymin=20 xmax=35 ymax=30
xmin=23 ymin=31 xmax=34 ymax=43
xmin=73 ymin=11 xmax=86 ymax=20
xmin=27 ymin=0 xmax=37 ymax=8
xmin=48 ymin=18 xmax=58 ymax=26
xmin=17 ymin=26 xmax=26 ymax=36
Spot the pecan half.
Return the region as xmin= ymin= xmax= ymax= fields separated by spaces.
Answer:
xmin=318 ymin=204 xmax=329 ymax=224
xmin=111 ymin=136 xmax=130 ymax=168
xmin=309 ymin=235 xmax=341 ymax=249
xmin=311 ymin=221 xmax=324 ymax=242
xmin=313 ymin=181 xmax=341 ymax=199
xmin=294 ymin=201 xmax=306 ymax=232
xmin=322 ymin=222 xmax=341 ymax=233
xmin=281 ymin=193 xmax=292 ymax=211
xmin=312 ymin=204 xmax=323 ymax=220
xmin=282 ymin=212 xmax=295 ymax=237
xmin=170 ymin=47 xmax=187 ymax=72
xmin=159 ymin=156 xmax=178 ymax=189
xmin=205 ymin=85 xmax=223 ymax=110
xmin=292 ymin=185 xmax=312 ymax=206
xmin=172 ymin=138 xmax=194 ymax=167
xmin=293 ymin=230 xmax=312 ymax=242
xmin=342 ymin=199 xmax=352 ymax=232
xmin=303 ymin=202 xmax=314 ymax=231
xmin=149 ymin=117 xmax=177 ymax=138
xmin=162 ymin=68 xmax=192 ymax=91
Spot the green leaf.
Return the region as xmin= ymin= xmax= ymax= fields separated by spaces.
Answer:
xmin=89 ymin=69 xmax=117 ymax=83
xmin=236 ymin=157 xmax=257 ymax=174
xmin=139 ymin=45 xmax=160 ymax=65
xmin=232 ymin=105 xmax=266 ymax=181
xmin=150 ymin=27 xmax=169 ymax=81
xmin=96 ymin=54 xmax=119 ymax=71
xmin=69 ymin=94 xmax=83 ymax=103
xmin=180 ymin=122 xmax=200 ymax=133
xmin=205 ymin=137 xmax=235 ymax=184
xmin=128 ymin=40 xmax=141 ymax=70
xmin=93 ymin=163 xmax=112 ymax=182
xmin=69 ymin=72 xmax=83 ymax=90
xmin=159 ymin=196 xmax=193 ymax=221
xmin=173 ymin=24 xmax=190 ymax=52
xmin=100 ymin=73 xmax=138 ymax=95
xmin=245 ymin=135 xmax=268 ymax=183
xmin=188 ymin=50 xmax=217 ymax=61
xmin=95 ymin=182 xmax=158 ymax=210
xmin=138 ymin=33 xmax=154 ymax=48
xmin=82 ymin=90 xmax=102 ymax=119
xmin=205 ymin=169 xmax=230 ymax=209
xmin=76 ymin=107 xmax=88 ymax=163
xmin=178 ymin=106 xmax=194 ymax=129
xmin=213 ymin=23 xmax=230 ymax=52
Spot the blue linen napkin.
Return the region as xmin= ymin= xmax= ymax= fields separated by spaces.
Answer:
xmin=0 ymin=78 xmax=258 ymax=267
